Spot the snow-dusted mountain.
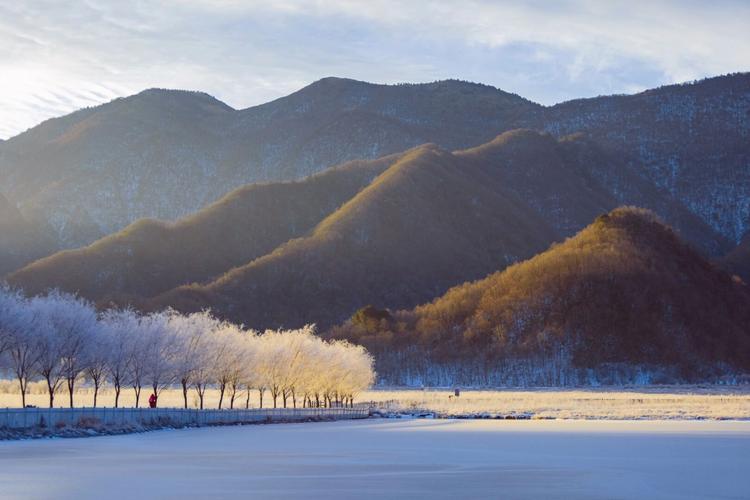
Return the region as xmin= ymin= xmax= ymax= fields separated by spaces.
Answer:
xmin=0 ymin=73 xmax=748 ymax=266
xmin=524 ymin=74 xmax=750 ymax=244
xmin=0 ymin=79 xmax=537 ymax=249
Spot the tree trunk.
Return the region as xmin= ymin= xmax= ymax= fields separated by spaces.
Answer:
xmin=229 ymin=384 xmax=238 ymax=409
xmin=291 ymin=389 xmax=296 ymax=409
xmin=17 ymin=377 xmax=26 ymax=408
xmin=67 ymin=377 xmax=75 ymax=408
xmin=182 ymin=379 xmax=189 ymax=409
xmin=93 ymin=380 xmax=100 ymax=408
xmin=245 ymin=388 xmax=251 ymax=409
xmin=258 ymin=389 xmax=264 ymax=409
xmin=134 ymin=385 xmax=141 ymax=408
xmin=282 ymin=392 xmax=287 ymax=408
xmin=218 ymin=383 xmax=226 ymax=409
xmin=46 ymin=377 xmax=55 ymax=408
xmin=114 ymin=383 xmax=121 ymax=408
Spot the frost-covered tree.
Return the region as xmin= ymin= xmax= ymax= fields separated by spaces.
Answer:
xmin=170 ymin=311 xmax=221 ymax=409
xmin=141 ymin=311 xmax=180 ymax=403
xmin=100 ymin=309 xmax=139 ymax=408
xmin=210 ymin=323 xmax=246 ymax=409
xmin=247 ymin=326 xmax=375 ymax=409
xmin=0 ymin=287 xmax=42 ymax=407
xmin=125 ymin=316 xmax=149 ymax=408
xmin=0 ymin=290 xmax=377 ymax=409
xmin=34 ymin=291 xmax=99 ymax=408
xmin=84 ymin=325 xmax=109 ymax=408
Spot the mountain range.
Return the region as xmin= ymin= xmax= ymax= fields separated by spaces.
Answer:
xmin=6 ymin=129 xmax=740 ymax=330
xmin=2 ymin=73 xmax=750 ymax=380
xmin=1 ymin=73 xmax=748 ymax=257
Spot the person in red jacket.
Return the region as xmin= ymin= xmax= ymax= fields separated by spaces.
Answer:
xmin=148 ymin=393 xmax=157 ymax=408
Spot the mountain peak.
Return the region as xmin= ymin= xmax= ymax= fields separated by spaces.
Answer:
xmin=124 ymin=88 xmax=233 ymax=111
xmin=459 ymin=129 xmax=555 ymax=156
xmin=298 ymin=76 xmax=531 ymax=102
xmin=592 ymin=207 xmax=679 ymax=250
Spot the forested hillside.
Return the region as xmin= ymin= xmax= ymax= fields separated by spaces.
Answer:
xmin=7 ymin=155 xmax=400 ymax=299
xmin=9 ymin=130 xmax=735 ymax=330
xmin=331 ymin=208 xmax=750 ymax=386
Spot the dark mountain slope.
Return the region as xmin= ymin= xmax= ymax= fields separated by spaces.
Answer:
xmin=153 ymin=144 xmax=558 ymax=329
xmin=525 ymin=73 xmax=750 ymax=243
xmin=720 ymin=233 xmax=750 ymax=283
xmin=6 ymin=154 xmax=400 ymax=300
xmin=0 ymin=193 xmax=57 ymax=276
xmin=554 ymin=133 xmax=732 ymax=256
xmin=454 ymin=130 xmax=616 ymax=237
xmin=332 ymin=208 xmax=750 ymax=385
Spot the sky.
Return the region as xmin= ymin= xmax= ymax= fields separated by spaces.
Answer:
xmin=1 ymin=0 xmax=749 ymax=139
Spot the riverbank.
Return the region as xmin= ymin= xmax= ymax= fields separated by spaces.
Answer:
xmin=0 ymin=407 xmax=368 ymax=441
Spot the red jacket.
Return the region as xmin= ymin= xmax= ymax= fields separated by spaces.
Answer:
xmin=148 ymin=394 xmax=157 ymax=408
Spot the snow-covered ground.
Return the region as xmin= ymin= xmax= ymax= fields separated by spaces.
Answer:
xmin=0 ymin=419 xmax=748 ymax=499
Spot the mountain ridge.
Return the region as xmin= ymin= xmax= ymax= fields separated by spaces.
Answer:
xmin=6 ymin=153 xmax=402 ymax=299
xmin=0 ymin=76 xmax=540 ymax=250
xmin=1 ymin=73 xmax=749 ymax=279
xmin=8 ymin=129 xmax=736 ymax=329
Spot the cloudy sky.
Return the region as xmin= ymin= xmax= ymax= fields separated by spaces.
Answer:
xmin=1 ymin=0 xmax=749 ymax=139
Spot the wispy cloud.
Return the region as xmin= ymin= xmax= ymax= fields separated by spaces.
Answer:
xmin=0 ymin=0 xmax=748 ymax=139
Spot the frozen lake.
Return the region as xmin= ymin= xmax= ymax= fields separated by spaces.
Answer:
xmin=0 ymin=419 xmax=748 ymax=499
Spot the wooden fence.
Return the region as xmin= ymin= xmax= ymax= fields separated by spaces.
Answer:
xmin=0 ymin=407 xmax=369 ymax=430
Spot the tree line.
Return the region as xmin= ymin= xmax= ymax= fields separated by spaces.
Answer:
xmin=0 ymin=286 xmax=375 ymax=409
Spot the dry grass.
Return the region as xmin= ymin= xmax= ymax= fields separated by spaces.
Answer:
xmin=3 ymin=381 xmax=749 ymax=420
xmin=361 ymin=386 xmax=750 ymax=420
xmin=0 ymin=380 xmax=267 ymax=410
